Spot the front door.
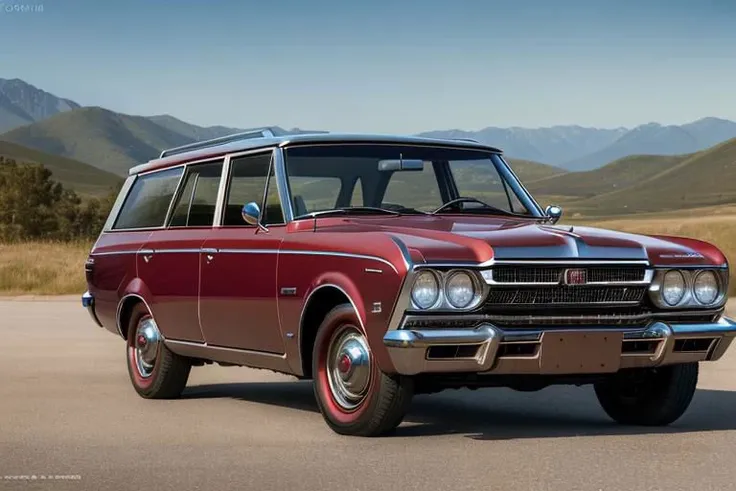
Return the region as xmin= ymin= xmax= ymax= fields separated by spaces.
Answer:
xmin=199 ymin=150 xmax=287 ymax=354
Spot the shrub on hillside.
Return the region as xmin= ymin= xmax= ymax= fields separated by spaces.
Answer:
xmin=0 ymin=158 xmax=117 ymax=242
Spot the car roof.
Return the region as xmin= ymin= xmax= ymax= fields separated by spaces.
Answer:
xmin=129 ymin=129 xmax=504 ymax=175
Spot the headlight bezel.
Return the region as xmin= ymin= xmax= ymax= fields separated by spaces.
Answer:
xmin=409 ymin=267 xmax=485 ymax=311
xmin=410 ymin=269 xmax=441 ymax=310
xmin=649 ymin=267 xmax=728 ymax=309
xmin=693 ymin=269 xmax=720 ymax=305
xmin=661 ymin=269 xmax=686 ymax=306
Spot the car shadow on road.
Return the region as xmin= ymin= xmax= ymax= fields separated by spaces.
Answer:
xmin=182 ymin=381 xmax=736 ymax=440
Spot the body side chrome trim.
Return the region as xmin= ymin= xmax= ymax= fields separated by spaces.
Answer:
xmin=164 ymin=339 xmax=286 ymax=358
xmin=217 ymin=248 xmax=398 ymax=272
xmin=88 ymin=247 xmax=398 ymax=272
xmin=90 ymin=250 xmax=140 ymax=257
xmin=163 ymin=339 xmax=292 ymax=373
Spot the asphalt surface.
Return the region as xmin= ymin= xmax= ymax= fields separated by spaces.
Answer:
xmin=1 ymin=298 xmax=736 ymax=491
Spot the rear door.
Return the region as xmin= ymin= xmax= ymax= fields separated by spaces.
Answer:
xmin=137 ymin=160 xmax=224 ymax=342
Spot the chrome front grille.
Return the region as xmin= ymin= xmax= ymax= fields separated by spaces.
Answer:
xmin=485 ymin=313 xmax=650 ymax=327
xmin=485 ymin=286 xmax=647 ymax=306
xmin=481 ymin=263 xmax=651 ymax=318
xmin=490 ymin=265 xmax=646 ymax=284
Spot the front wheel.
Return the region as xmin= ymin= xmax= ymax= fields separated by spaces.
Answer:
xmin=594 ymin=363 xmax=698 ymax=426
xmin=312 ymin=304 xmax=414 ymax=436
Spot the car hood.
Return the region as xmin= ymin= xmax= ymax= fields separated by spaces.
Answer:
xmin=314 ymin=215 xmax=727 ymax=266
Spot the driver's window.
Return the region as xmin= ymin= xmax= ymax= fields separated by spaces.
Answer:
xmin=223 ymin=152 xmax=284 ymax=226
xmin=382 ymin=163 xmax=442 ymax=211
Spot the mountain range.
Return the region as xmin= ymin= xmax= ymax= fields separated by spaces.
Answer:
xmin=1 ymin=77 xmax=736 ymax=175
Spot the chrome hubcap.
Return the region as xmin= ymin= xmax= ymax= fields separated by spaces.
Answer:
xmin=134 ymin=317 xmax=161 ymax=378
xmin=327 ymin=327 xmax=371 ymax=411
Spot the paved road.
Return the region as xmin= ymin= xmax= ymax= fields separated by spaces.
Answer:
xmin=1 ymin=299 xmax=735 ymax=491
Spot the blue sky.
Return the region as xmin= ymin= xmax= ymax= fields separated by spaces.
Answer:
xmin=1 ymin=0 xmax=735 ymax=132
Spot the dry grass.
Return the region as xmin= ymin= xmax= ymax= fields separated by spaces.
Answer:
xmin=0 ymin=241 xmax=92 ymax=295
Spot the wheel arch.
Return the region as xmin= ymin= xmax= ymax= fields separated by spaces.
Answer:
xmin=298 ymin=281 xmax=364 ymax=379
xmin=116 ymin=278 xmax=155 ymax=340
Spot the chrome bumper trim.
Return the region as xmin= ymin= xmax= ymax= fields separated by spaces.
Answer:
xmin=82 ymin=291 xmax=103 ymax=327
xmin=383 ymin=316 xmax=736 ymax=376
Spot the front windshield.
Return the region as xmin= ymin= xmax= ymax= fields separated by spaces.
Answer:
xmin=284 ymin=144 xmax=542 ymax=218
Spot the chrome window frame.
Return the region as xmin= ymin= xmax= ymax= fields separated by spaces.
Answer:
xmin=214 ymin=147 xmax=291 ymax=228
xmin=165 ymin=158 xmax=227 ymax=229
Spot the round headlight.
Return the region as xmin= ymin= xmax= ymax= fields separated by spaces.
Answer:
xmin=693 ymin=270 xmax=719 ymax=305
xmin=411 ymin=270 xmax=439 ymax=309
xmin=445 ymin=271 xmax=476 ymax=309
xmin=661 ymin=270 xmax=686 ymax=306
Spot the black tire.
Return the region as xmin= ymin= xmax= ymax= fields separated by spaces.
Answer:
xmin=312 ymin=304 xmax=414 ymax=436
xmin=594 ymin=363 xmax=698 ymax=426
xmin=126 ymin=303 xmax=191 ymax=399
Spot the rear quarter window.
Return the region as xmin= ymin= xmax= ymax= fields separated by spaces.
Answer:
xmin=113 ymin=167 xmax=183 ymax=230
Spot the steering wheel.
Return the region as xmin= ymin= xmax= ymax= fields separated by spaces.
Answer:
xmin=431 ymin=197 xmax=497 ymax=214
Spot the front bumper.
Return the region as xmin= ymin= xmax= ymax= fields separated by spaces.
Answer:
xmin=383 ymin=316 xmax=736 ymax=376
xmin=82 ymin=290 xmax=103 ymax=327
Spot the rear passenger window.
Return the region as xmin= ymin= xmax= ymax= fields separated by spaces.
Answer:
xmin=169 ymin=161 xmax=224 ymax=227
xmin=113 ymin=167 xmax=183 ymax=230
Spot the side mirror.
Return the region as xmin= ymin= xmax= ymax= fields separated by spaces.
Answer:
xmin=545 ymin=205 xmax=562 ymax=224
xmin=242 ymin=202 xmax=267 ymax=231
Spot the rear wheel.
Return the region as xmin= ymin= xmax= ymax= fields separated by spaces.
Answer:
xmin=312 ymin=304 xmax=414 ymax=436
xmin=126 ymin=303 xmax=191 ymax=399
xmin=594 ymin=363 xmax=698 ymax=426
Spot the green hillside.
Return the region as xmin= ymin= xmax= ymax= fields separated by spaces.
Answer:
xmin=0 ymin=107 xmax=194 ymax=176
xmin=568 ymin=137 xmax=736 ymax=215
xmin=506 ymin=158 xmax=567 ymax=182
xmin=526 ymin=153 xmax=692 ymax=198
xmin=0 ymin=140 xmax=122 ymax=196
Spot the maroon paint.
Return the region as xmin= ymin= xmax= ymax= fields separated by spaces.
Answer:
xmin=137 ymin=228 xmax=210 ymax=342
xmin=88 ymin=230 xmax=152 ymax=336
xmin=199 ymin=226 xmax=287 ymax=353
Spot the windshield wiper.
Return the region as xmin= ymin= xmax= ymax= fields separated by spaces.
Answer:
xmin=430 ymin=197 xmax=517 ymax=216
xmin=295 ymin=206 xmax=400 ymax=220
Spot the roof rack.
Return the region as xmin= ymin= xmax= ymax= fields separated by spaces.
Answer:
xmin=158 ymin=126 xmax=328 ymax=159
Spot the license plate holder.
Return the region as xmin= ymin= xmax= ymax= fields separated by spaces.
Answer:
xmin=539 ymin=331 xmax=622 ymax=374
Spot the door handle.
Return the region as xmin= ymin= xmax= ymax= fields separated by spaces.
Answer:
xmin=202 ymin=248 xmax=217 ymax=264
xmin=139 ymin=249 xmax=154 ymax=264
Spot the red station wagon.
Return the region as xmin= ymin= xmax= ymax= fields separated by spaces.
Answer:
xmin=83 ymin=128 xmax=734 ymax=436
